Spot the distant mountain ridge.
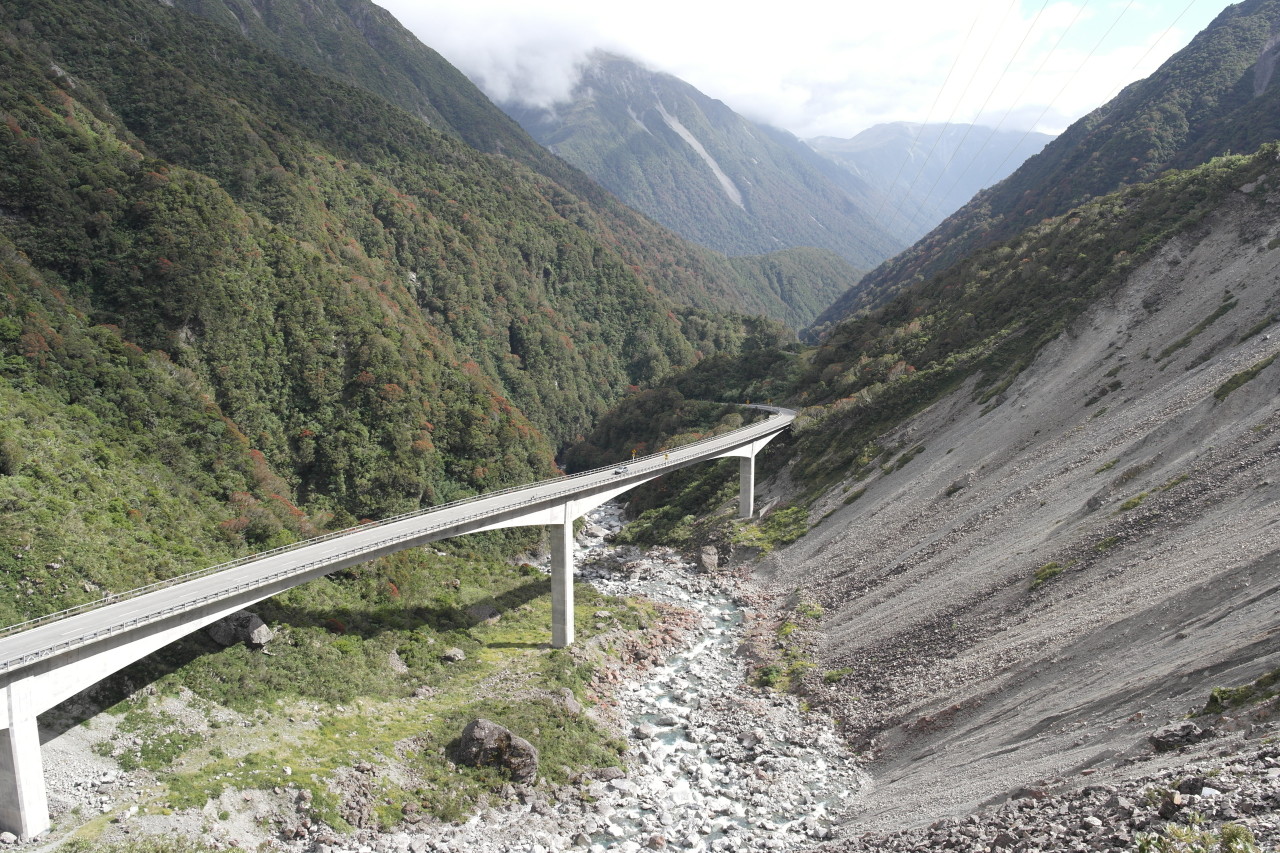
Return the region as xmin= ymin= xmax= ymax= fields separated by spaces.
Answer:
xmin=499 ymin=52 xmax=904 ymax=270
xmin=808 ymin=122 xmax=1054 ymax=242
xmin=810 ymin=0 xmax=1280 ymax=334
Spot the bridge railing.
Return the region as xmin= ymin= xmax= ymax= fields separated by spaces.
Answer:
xmin=0 ymin=406 xmax=791 ymax=648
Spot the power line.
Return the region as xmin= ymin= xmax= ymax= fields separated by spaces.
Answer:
xmin=870 ymin=5 xmax=986 ymax=225
xmin=975 ymin=0 xmax=1139 ymax=191
xmin=903 ymin=0 xmax=1056 ymax=230
xmin=931 ymin=0 xmax=1092 ymax=209
xmin=893 ymin=0 xmax=1023 ymax=222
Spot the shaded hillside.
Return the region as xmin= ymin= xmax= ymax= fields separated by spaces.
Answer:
xmin=811 ymin=0 xmax=1280 ymax=333
xmin=173 ymin=0 xmax=857 ymax=329
xmin=502 ymin=52 xmax=903 ymax=270
xmin=808 ymin=122 xmax=1054 ymax=242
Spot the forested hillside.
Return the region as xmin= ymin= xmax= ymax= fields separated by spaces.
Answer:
xmin=170 ymin=0 xmax=862 ymax=330
xmin=810 ymin=0 xmax=1280 ymax=333
xmin=0 ymin=0 xmax=788 ymax=624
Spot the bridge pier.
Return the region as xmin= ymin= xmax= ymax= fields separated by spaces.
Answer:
xmin=739 ymin=455 xmax=755 ymax=518
xmin=549 ymin=522 xmax=575 ymax=649
xmin=1 ymin=679 xmax=49 ymax=839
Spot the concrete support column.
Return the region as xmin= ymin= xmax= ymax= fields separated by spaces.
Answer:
xmin=0 ymin=679 xmax=49 ymax=839
xmin=739 ymin=454 xmax=756 ymax=519
xmin=549 ymin=521 xmax=575 ymax=649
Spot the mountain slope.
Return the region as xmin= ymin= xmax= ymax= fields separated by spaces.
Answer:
xmin=765 ymin=151 xmax=1280 ymax=827
xmin=172 ymin=0 xmax=859 ymax=330
xmin=618 ymin=144 xmax=1280 ymax=828
xmin=501 ymin=52 xmax=903 ymax=269
xmin=811 ymin=0 xmax=1280 ymax=333
xmin=808 ymin=122 xmax=1054 ymax=242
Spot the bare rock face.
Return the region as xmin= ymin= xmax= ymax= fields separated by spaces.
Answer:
xmin=455 ymin=718 xmax=539 ymax=783
xmin=207 ymin=611 xmax=273 ymax=648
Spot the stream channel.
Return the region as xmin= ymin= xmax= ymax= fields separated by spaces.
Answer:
xmin=551 ymin=502 xmax=865 ymax=853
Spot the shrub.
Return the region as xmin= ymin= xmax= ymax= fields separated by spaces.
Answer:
xmin=1031 ymin=562 xmax=1062 ymax=590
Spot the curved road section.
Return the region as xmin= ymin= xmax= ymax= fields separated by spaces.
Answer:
xmin=0 ymin=403 xmax=793 ymax=838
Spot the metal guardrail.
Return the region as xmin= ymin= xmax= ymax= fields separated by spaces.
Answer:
xmin=0 ymin=405 xmax=792 ymax=672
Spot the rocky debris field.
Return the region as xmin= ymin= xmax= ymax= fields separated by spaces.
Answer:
xmin=823 ymin=735 xmax=1280 ymax=852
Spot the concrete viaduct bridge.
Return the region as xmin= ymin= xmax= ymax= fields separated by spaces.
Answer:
xmin=0 ymin=405 xmax=793 ymax=838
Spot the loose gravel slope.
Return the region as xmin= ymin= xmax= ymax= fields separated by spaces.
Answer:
xmin=761 ymin=182 xmax=1280 ymax=831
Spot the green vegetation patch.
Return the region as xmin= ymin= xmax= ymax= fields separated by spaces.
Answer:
xmin=1030 ymin=562 xmax=1063 ymax=590
xmin=1135 ymin=817 xmax=1260 ymax=853
xmin=1200 ymin=666 xmax=1280 ymax=715
xmin=822 ymin=668 xmax=853 ymax=685
xmin=1118 ymin=492 xmax=1149 ymax=512
xmin=1214 ymin=354 xmax=1278 ymax=402
xmin=1156 ymin=298 xmax=1238 ymax=362
xmin=730 ymin=506 xmax=809 ymax=554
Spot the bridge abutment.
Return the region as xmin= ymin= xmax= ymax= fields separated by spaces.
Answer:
xmin=1 ymin=679 xmax=49 ymax=839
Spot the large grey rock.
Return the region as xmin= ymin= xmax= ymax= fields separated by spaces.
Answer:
xmin=441 ymin=647 xmax=467 ymax=662
xmin=558 ymin=686 xmax=583 ymax=716
xmin=207 ymin=611 xmax=273 ymax=648
xmin=1150 ymin=721 xmax=1212 ymax=752
xmin=455 ymin=718 xmax=539 ymax=783
xmin=698 ymin=546 xmax=718 ymax=573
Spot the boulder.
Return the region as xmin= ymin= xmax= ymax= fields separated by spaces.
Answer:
xmin=698 ymin=546 xmax=718 ymax=573
xmin=557 ymin=687 xmax=583 ymax=716
xmin=1150 ymin=721 xmax=1212 ymax=752
xmin=207 ymin=611 xmax=273 ymax=648
xmin=455 ymin=718 xmax=539 ymax=783
xmin=465 ymin=603 xmax=500 ymax=625
xmin=441 ymin=647 xmax=467 ymax=663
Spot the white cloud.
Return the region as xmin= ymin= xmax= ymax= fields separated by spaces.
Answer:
xmin=375 ymin=0 xmax=1224 ymax=139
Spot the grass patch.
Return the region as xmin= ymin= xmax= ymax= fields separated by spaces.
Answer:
xmin=1095 ymin=459 xmax=1118 ymax=474
xmin=1200 ymin=666 xmax=1280 ymax=715
xmin=1095 ymin=536 xmax=1120 ymax=552
xmin=1135 ymin=817 xmax=1260 ymax=852
xmin=891 ymin=445 xmax=926 ymax=471
xmin=85 ymin=550 xmax=652 ymax=832
xmin=1117 ymin=492 xmax=1149 ymax=512
xmin=822 ymin=668 xmax=853 ymax=684
xmin=1239 ymin=313 xmax=1280 ymax=343
xmin=1030 ymin=562 xmax=1063 ymax=590
xmin=1214 ymin=353 xmax=1278 ymax=402
xmin=842 ymin=486 xmax=867 ymax=505
xmin=730 ymin=506 xmax=808 ymax=554
xmin=1084 ymin=379 xmax=1122 ymax=407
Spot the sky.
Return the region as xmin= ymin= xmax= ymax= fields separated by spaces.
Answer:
xmin=375 ymin=0 xmax=1227 ymax=140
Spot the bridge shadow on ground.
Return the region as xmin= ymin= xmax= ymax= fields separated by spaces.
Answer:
xmin=37 ymin=577 xmax=554 ymax=740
